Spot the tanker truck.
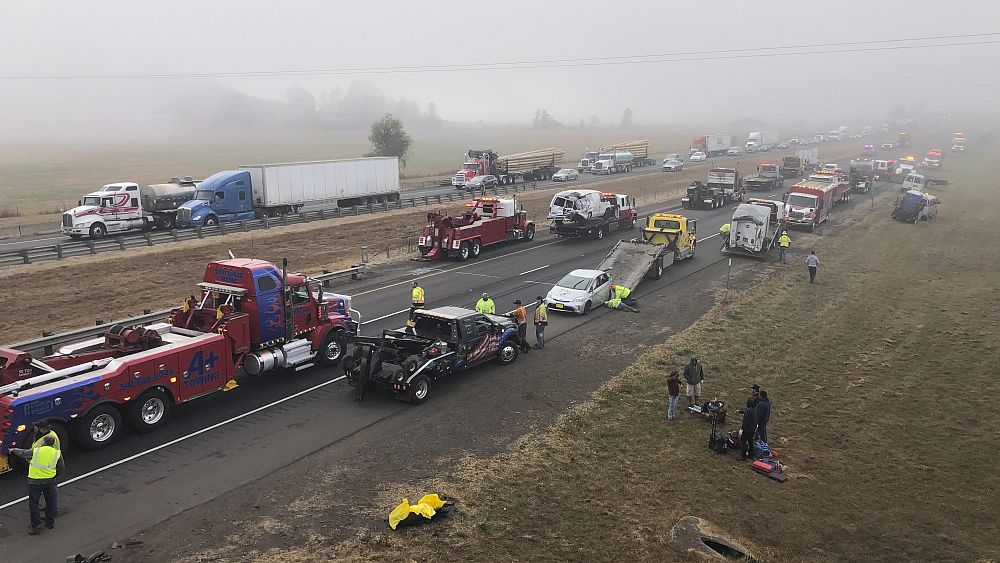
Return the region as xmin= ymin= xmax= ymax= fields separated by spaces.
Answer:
xmin=61 ymin=177 xmax=199 ymax=239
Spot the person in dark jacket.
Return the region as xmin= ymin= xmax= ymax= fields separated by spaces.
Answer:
xmin=739 ymin=397 xmax=758 ymax=460
xmin=755 ymin=391 xmax=771 ymax=444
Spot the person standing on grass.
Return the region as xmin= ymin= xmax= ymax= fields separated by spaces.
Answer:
xmin=666 ymin=370 xmax=681 ymax=423
xmin=806 ymin=251 xmax=820 ymax=283
xmin=755 ymin=390 xmax=772 ymax=444
xmin=778 ymin=231 xmax=791 ymax=264
xmin=683 ymin=357 xmax=704 ymax=407
xmin=739 ymin=397 xmax=758 ymax=461
xmin=747 ymin=383 xmax=761 ymax=408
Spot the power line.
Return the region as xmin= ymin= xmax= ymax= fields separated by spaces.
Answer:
xmin=1 ymin=32 xmax=997 ymax=80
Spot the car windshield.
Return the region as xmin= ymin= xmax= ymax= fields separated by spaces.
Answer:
xmin=193 ymin=189 xmax=214 ymax=201
xmin=557 ymin=169 xmax=573 ymax=174
xmin=787 ymin=194 xmax=818 ymax=208
xmin=665 ymin=160 xmax=681 ymax=165
xmin=82 ymin=196 xmax=102 ymax=206
xmin=556 ymin=274 xmax=593 ymax=290
xmin=652 ymin=219 xmax=681 ymax=229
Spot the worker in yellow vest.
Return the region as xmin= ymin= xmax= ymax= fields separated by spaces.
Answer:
xmin=778 ymin=231 xmax=791 ymax=264
xmin=409 ymin=280 xmax=426 ymax=327
xmin=533 ymin=296 xmax=548 ymax=349
xmin=719 ymin=222 xmax=732 ymax=248
xmin=30 ymin=421 xmax=61 ymax=451
xmin=10 ymin=435 xmax=64 ymax=534
xmin=475 ymin=293 xmax=496 ymax=314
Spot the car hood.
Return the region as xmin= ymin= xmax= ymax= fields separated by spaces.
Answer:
xmin=66 ymin=204 xmax=101 ymax=218
xmin=546 ymin=286 xmax=590 ymax=301
xmin=179 ymin=199 xmax=210 ymax=211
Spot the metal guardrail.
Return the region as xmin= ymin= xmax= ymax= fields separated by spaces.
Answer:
xmin=0 ymin=182 xmax=541 ymax=269
xmin=8 ymin=264 xmax=368 ymax=355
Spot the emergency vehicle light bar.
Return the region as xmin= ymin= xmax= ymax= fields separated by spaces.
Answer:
xmin=197 ymin=282 xmax=248 ymax=296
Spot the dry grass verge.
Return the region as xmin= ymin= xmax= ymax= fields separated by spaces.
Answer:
xmin=214 ymin=147 xmax=1000 ymax=562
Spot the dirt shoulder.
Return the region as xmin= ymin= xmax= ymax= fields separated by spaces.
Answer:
xmin=0 ymin=145 xmax=860 ymax=343
xmin=174 ymin=147 xmax=997 ymax=562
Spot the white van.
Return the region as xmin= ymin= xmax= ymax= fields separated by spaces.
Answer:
xmin=918 ymin=194 xmax=939 ymax=221
xmin=902 ymin=173 xmax=926 ymax=192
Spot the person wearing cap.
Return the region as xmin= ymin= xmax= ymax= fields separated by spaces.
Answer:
xmin=738 ymin=397 xmax=758 ymax=461
xmin=533 ymin=296 xmax=548 ymax=349
xmin=475 ymin=293 xmax=496 ymax=315
xmin=666 ymin=370 xmax=681 ymax=423
xmin=778 ymin=231 xmax=791 ymax=264
xmin=748 ymin=383 xmax=761 ymax=408
xmin=9 ymin=435 xmax=65 ymax=534
xmin=683 ymin=357 xmax=704 ymax=407
xmin=510 ymin=300 xmax=530 ymax=352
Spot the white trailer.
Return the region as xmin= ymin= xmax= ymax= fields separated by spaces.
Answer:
xmin=240 ymin=157 xmax=401 ymax=209
xmin=794 ymin=147 xmax=820 ymax=171
xmin=746 ymin=130 xmax=780 ymax=152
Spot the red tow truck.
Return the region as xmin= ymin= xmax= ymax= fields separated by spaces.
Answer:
xmin=0 ymin=258 xmax=358 ymax=473
xmin=417 ymin=196 xmax=535 ymax=261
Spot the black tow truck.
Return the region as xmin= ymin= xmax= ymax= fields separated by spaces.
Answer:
xmin=343 ymin=306 xmax=523 ymax=404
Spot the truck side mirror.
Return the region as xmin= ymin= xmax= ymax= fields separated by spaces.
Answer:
xmin=78 ymin=200 xmax=82 ymax=206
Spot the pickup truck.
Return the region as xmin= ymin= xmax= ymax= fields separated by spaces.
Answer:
xmin=343 ymin=307 xmax=523 ymax=403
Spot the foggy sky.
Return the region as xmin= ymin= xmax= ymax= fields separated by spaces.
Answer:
xmin=1 ymin=0 xmax=996 ymax=139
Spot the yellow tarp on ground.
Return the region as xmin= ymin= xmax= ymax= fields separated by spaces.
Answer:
xmin=388 ymin=494 xmax=447 ymax=530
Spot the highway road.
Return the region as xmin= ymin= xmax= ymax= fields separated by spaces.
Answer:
xmin=0 ymin=148 xmax=917 ymax=560
xmin=0 ymin=150 xmax=752 ymax=254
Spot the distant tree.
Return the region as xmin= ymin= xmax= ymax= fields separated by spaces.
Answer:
xmin=620 ymin=107 xmax=633 ymax=128
xmin=424 ymin=102 xmax=443 ymax=128
xmin=286 ymin=86 xmax=316 ymax=117
xmin=579 ymin=118 xmax=586 ymax=128
xmin=589 ymin=114 xmax=601 ymax=128
xmin=366 ymin=113 xmax=413 ymax=167
xmin=532 ymin=109 xmax=561 ymax=129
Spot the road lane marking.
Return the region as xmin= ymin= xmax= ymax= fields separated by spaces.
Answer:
xmin=451 ymin=272 xmax=501 ymax=278
xmin=518 ymin=265 xmax=549 ymax=276
xmin=0 ymin=375 xmax=348 ymax=513
xmin=361 ymin=308 xmax=410 ymax=325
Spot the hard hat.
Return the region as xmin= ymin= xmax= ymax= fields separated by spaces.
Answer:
xmin=782 ymin=230 xmax=788 ymax=234
xmin=483 ymin=292 xmax=489 ymax=298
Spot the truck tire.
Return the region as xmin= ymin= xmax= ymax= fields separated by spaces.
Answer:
xmin=204 ymin=215 xmax=218 ymax=227
xmin=497 ymin=341 xmax=519 ymax=365
xmin=317 ymin=330 xmax=346 ymax=366
xmin=406 ymin=374 xmax=430 ymax=404
xmin=525 ymin=224 xmax=535 ymax=241
xmin=128 ymin=388 xmax=172 ymax=433
xmin=470 ymin=238 xmax=482 ymax=258
xmin=76 ymin=404 xmax=123 ymax=450
xmin=458 ymin=242 xmax=470 ymax=261
xmin=649 ymin=257 xmax=664 ymax=280
xmin=89 ymin=223 xmax=107 ymax=239
xmin=402 ymin=355 xmax=421 ymax=376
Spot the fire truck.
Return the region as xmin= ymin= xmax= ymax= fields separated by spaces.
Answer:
xmin=0 ymin=259 xmax=358 ymax=473
xmin=417 ymin=196 xmax=534 ymax=261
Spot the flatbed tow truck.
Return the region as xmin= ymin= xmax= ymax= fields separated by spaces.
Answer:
xmin=549 ymin=192 xmax=638 ymax=240
xmin=592 ymin=213 xmax=698 ymax=290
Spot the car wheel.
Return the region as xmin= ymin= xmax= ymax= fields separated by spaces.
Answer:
xmin=497 ymin=342 xmax=519 ymax=365
xmin=77 ymin=404 xmax=123 ymax=450
xmin=582 ymin=301 xmax=592 ymax=315
xmin=89 ymin=223 xmax=107 ymax=239
xmin=470 ymin=238 xmax=482 ymax=258
xmin=128 ymin=388 xmax=172 ymax=433
xmin=406 ymin=374 xmax=430 ymax=404
xmin=458 ymin=242 xmax=470 ymax=261
xmin=317 ymin=330 xmax=346 ymax=366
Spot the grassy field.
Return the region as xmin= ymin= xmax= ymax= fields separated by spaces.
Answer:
xmin=0 ymin=126 xmax=706 ymax=217
xmin=227 ymin=147 xmax=999 ymax=562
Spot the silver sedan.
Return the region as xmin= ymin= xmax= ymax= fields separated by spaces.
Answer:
xmin=552 ymin=168 xmax=579 ymax=182
xmin=662 ymin=159 xmax=684 ymax=172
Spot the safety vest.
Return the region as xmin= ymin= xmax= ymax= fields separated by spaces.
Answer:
xmin=534 ymin=303 xmax=547 ymax=324
xmin=614 ymin=286 xmax=631 ymax=300
xmin=27 ymin=446 xmax=60 ymax=480
xmin=31 ymin=431 xmax=60 ymax=451
xmin=779 ymin=234 xmax=791 ymax=248
xmin=412 ymin=286 xmax=425 ymax=305
xmin=476 ymin=298 xmax=495 ymax=314
xmin=720 ymin=223 xmax=731 ymax=234
xmin=605 ymin=297 xmax=622 ymax=309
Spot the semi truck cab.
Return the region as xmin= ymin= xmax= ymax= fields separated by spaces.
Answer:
xmin=175 ymin=171 xmax=256 ymax=227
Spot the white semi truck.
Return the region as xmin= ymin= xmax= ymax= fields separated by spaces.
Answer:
xmin=61 ymin=177 xmax=199 ymax=239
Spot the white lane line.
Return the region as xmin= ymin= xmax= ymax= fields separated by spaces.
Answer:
xmin=451 ymin=272 xmax=501 ymax=279
xmin=518 ymin=265 xmax=549 ymax=276
xmin=353 ymin=239 xmax=565 ymax=297
xmin=0 ymin=375 xmax=348 ymax=512
xmin=361 ymin=308 xmax=410 ymax=325
xmin=521 ymin=281 xmax=554 ymax=286
xmin=701 ymin=233 xmax=720 ymax=241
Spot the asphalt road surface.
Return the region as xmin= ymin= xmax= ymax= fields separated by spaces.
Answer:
xmin=0 ymin=150 xmax=918 ymax=560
